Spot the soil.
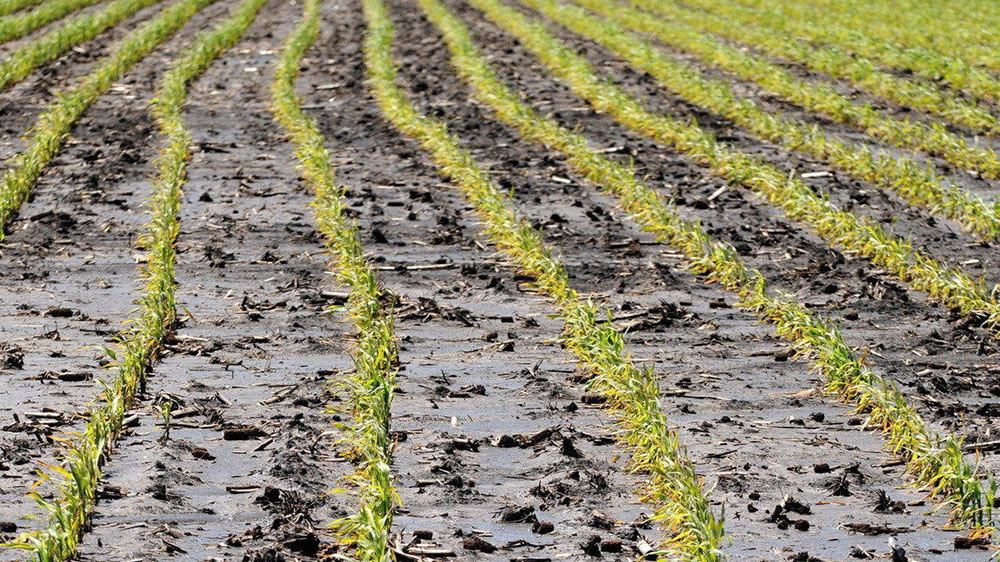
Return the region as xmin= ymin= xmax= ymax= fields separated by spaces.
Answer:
xmin=0 ymin=0 xmax=998 ymax=561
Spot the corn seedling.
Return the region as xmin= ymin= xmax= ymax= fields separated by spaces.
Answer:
xmin=156 ymin=398 xmax=173 ymax=443
xmin=0 ymin=0 xmax=169 ymax=92
xmin=364 ymin=0 xmax=724 ymax=558
xmin=744 ymin=0 xmax=1000 ymax=76
xmin=420 ymin=0 xmax=1000 ymax=536
xmin=272 ymin=0 xmax=398 ymax=560
xmin=0 ymin=0 xmax=104 ymax=44
xmin=524 ymin=0 xmax=1000 ymax=239
xmin=620 ymin=0 xmax=1000 ymax=138
xmin=0 ymin=0 xmax=267 ymax=558
xmin=568 ymin=0 xmax=1000 ymax=183
xmin=468 ymin=0 xmax=1000 ymax=335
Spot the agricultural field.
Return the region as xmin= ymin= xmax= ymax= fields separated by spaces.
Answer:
xmin=2 ymin=0 xmax=1000 ymax=560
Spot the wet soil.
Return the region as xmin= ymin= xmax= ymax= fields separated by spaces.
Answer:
xmin=465 ymin=0 xmax=1000 ymax=482
xmin=302 ymin=1 xmax=648 ymax=560
xmin=2 ymin=0 xmax=1000 ymax=560
xmin=0 ymin=0 xmax=189 ymax=160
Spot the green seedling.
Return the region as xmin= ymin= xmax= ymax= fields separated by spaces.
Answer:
xmin=0 ymin=0 xmax=169 ymax=93
xmin=621 ymin=0 xmax=1000 ymax=138
xmin=0 ymin=0 xmax=103 ymax=44
xmin=466 ymin=0 xmax=1000 ymax=334
xmin=157 ymin=398 xmax=173 ymax=443
xmin=537 ymin=0 xmax=1000 ymax=238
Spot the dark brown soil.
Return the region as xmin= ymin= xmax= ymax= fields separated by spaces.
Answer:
xmin=0 ymin=0 xmax=998 ymax=560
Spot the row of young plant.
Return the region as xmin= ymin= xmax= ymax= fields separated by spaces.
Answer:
xmin=700 ymin=0 xmax=1000 ymax=104
xmin=0 ymin=0 xmax=44 ymax=17
xmin=0 ymin=0 xmax=168 ymax=92
xmin=0 ymin=0 xmax=219 ymax=238
xmin=271 ymin=1 xmax=399 ymax=560
xmin=363 ymin=0 xmax=725 ymax=558
xmin=419 ymin=0 xmax=1000 ymax=533
xmin=751 ymin=0 xmax=1000 ymax=76
xmin=469 ymin=0 xmax=1000 ymax=335
xmin=621 ymin=0 xmax=1000 ymax=140
xmin=1 ymin=0 xmax=262 ymax=559
xmin=572 ymin=0 xmax=1000 ymax=185
xmin=528 ymin=0 xmax=1000 ymax=243
xmin=0 ymin=0 xmax=102 ymax=43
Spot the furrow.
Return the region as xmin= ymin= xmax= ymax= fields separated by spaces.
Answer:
xmin=1 ymin=0 xmax=264 ymax=558
xmin=747 ymin=0 xmax=1000 ymax=76
xmin=698 ymin=0 xmax=1000 ymax=104
xmin=0 ymin=0 xmax=104 ymax=44
xmin=620 ymin=0 xmax=1000 ymax=138
xmin=0 ymin=0 xmax=169 ymax=92
xmin=567 ymin=0 xmax=1000 ymax=186
xmin=0 ymin=0 xmax=221 ymax=236
xmin=423 ymin=0 xmax=999 ymax=536
xmin=0 ymin=0 xmax=44 ymax=17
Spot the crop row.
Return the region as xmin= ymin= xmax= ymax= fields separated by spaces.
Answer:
xmin=0 ymin=0 xmax=220 ymax=237
xmin=696 ymin=0 xmax=1000 ymax=104
xmin=271 ymin=0 xmax=399 ymax=560
xmin=0 ymin=0 xmax=264 ymax=559
xmin=640 ymin=0 xmax=1000 ymax=143
xmin=0 ymin=0 xmax=102 ymax=43
xmin=471 ymin=0 xmax=1000 ymax=336
xmin=0 ymin=0 xmax=167 ymax=92
xmin=621 ymin=0 xmax=1000 ymax=139
xmin=528 ymin=0 xmax=1000 ymax=241
xmin=363 ymin=0 xmax=727 ymax=558
xmin=429 ymin=0 xmax=998 ymax=537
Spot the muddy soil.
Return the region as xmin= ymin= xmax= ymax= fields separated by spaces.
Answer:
xmin=299 ymin=1 xmax=651 ymax=560
xmin=2 ymin=0 xmax=1000 ymax=560
xmin=475 ymin=0 xmax=1000 ymax=487
xmin=0 ymin=0 xmax=189 ymax=160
